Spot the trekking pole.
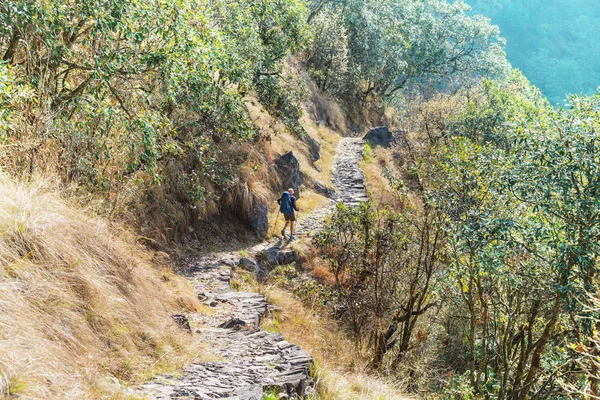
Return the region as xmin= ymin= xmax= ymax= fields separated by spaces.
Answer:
xmin=271 ymin=210 xmax=281 ymax=237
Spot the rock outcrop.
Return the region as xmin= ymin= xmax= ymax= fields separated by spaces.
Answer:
xmin=247 ymin=201 xmax=269 ymax=237
xmin=274 ymin=151 xmax=304 ymax=198
xmin=257 ymin=245 xmax=297 ymax=268
xmin=313 ymin=181 xmax=336 ymax=199
xmin=363 ymin=126 xmax=393 ymax=148
xmin=301 ymin=132 xmax=320 ymax=162
xmin=239 ymin=257 xmax=265 ymax=277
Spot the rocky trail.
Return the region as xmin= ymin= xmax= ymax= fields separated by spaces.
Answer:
xmin=139 ymin=137 xmax=367 ymax=399
xmin=294 ymin=137 xmax=368 ymax=237
xmin=332 ymin=138 xmax=370 ymax=206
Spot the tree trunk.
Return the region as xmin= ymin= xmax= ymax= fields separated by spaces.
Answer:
xmin=3 ymin=31 xmax=21 ymax=63
xmin=517 ymin=288 xmax=563 ymax=400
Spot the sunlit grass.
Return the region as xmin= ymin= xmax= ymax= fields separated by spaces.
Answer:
xmin=360 ymin=146 xmax=399 ymax=207
xmin=0 ymin=174 xmax=202 ymax=398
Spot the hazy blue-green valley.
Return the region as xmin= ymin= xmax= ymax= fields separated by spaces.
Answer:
xmin=467 ymin=0 xmax=600 ymax=104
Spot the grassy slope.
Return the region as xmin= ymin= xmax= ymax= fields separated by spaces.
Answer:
xmin=360 ymin=143 xmax=399 ymax=208
xmin=0 ymin=174 xmax=202 ymax=399
xmin=264 ymin=287 xmax=414 ymax=400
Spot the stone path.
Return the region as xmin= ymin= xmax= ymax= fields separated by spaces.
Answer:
xmin=332 ymin=138 xmax=369 ymax=206
xmin=295 ymin=137 xmax=368 ymax=238
xmin=139 ymin=252 xmax=313 ymax=400
xmin=138 ymin=137 xmax=368 ymax=399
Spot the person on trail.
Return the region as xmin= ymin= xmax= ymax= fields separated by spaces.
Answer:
xmin=277 ymin=188 xmax=300 ymax=240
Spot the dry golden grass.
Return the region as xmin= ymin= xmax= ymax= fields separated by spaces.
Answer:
xmin=360 ymin=144 xmax=399 ymax=207
xmin=306 ymin=123 xmax=342 ymax=188
xmin=0 ymin=174 xmax=201 ymax=399
xmin=261 ymin=287 xmax=413 ymax=400
xmin=311 ymin=265 xmax=335 ymax=285
xmin=306 ymin=80 xmax=347 ymax=133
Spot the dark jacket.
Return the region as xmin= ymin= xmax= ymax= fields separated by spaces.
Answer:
xmin=277 ymin=195 xmax=299 ymax=212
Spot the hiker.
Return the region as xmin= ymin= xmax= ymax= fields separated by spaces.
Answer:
xmin=277 ymin=188 xmax=300 ymax=240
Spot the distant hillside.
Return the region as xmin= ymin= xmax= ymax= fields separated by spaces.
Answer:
xmin=466 ymin=0 xmax=600 ymax=104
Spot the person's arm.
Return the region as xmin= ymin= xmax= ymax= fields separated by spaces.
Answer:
xmin=277 ymin=197 xmax=281 ymax=205
xmin=292 ymin=197 xmax=299 ymax=211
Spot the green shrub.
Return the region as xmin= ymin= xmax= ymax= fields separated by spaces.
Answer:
xmin=363 ymin=143 xmax=373 ymax=162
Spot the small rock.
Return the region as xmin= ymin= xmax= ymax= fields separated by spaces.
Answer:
xmin=171 ymin=314 xmax=191 ymax=332
xmin=239 ymin=257 xmax=265 ymax=278
xmin=220 ymin=255 xmax=241 ymax=267
xmin=218 ymin=318 xmax=246 ymax=330
xmin=239 ymin=257 xmax=259 ymax=271
xmin=278 ymin=249 xmax=297 ymax=265
xmin=258 ymin=247 xmax=281 ymax=266
xmin=258 ymin=247 xmax=297 ymax=267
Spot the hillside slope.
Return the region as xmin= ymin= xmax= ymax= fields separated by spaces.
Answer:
xmin=0 ymin=174 xmax=200 ymax=398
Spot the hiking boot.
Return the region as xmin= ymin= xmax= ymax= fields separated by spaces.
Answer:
xmin=289 ymin=234 xmax=297 ymax=240
xmin=281 ymin=229 xmax=287 ymax=239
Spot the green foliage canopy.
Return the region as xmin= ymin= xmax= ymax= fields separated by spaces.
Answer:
xmin=433 ymin=76 xmax=600 ymax=398
xmin=308 ymin=0 xmax=510 ymax=101
xmin=0 ymin=0 xmax=309 ymax=235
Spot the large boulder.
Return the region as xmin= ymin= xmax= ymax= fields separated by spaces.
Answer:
xmin=363 ymin=126 xmax=392 ymax=148
xmin=274 ymin=151 xmax=304 ymax=198
xmin=248 ymin=201 xmax=268 ymax=237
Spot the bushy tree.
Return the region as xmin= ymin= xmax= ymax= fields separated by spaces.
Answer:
xmin=307 ymin=9 xmax=349 ymax=95
xmin=308 ymin=0 xmax=510 ymax=102
xmin=0 ymin=0 xmax=309 ymax=239
xmin=315 ymin=199 xmax=444 ymax=378
xmin=318 ymin=70 xmax=600 ymax=397
xmin=431 ymin=78 xmax=600 ymax=398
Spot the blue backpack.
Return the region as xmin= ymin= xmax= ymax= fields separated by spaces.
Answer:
xmin=279 ymin=191 xmax=292 ymax=214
